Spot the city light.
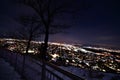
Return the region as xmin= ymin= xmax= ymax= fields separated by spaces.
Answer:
xmin=0 ymin=38 xmax=120 ymax=73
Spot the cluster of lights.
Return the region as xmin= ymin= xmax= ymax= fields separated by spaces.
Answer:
xmin=1 ymin=38 xmax=120 ymax=54
xmin=51 ymin=54 xmax=59 ymax=61
xmin=1 ymin=38 xmax=120 ymax=73
xmin=48 ymin=42 xmax=93 ymax=54
xmin=84 ymin=46 xmax=120 ymax=53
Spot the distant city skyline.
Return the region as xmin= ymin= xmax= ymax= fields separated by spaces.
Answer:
xmin=0 ymin=0 xmax=120 ymax=49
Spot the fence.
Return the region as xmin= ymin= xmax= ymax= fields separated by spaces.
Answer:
xmin=0 ymin=49 xmax=85 ymax=80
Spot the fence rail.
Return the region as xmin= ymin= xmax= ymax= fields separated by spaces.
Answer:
xmin=0 ymin=49 xmax=85 ymax=80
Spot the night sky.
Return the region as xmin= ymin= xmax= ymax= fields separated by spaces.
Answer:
xmin=0 ymin=0 xmax=120 ymax=49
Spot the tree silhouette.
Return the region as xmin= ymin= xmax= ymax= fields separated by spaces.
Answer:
xmin=21 ymin=15 xmax=42 ymax=75
xmin=17 ymin=0 xmax=73 ymax=79
xmin=16 ymin=15 xmax=43 ymax=54
xmin=11 ymin=15 xmax=43 ymax=75
xmin=18 ymin=0 xmax=71 ymax=57
xmin=15 ymin=0 xmax=91 ymax=80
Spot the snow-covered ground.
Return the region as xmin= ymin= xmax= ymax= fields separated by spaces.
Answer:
xmin=1 ymin=49 xmax=120 ymax=80
xmin=60 ymin=66 xmax=120 ymax=80
xmin=0 ymin=58 xmax=22 ymax=80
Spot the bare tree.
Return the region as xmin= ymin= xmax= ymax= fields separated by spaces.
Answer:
xmin=17 ymin=0 xmax=73 ymax=79
xmin=18 ymin=0 xmax=71 ymax=58
xmin=17 ymin=15 xmax=43 ymax=54
xmin=12 ymin=15 xmax=43 ymax=75
xmin=14 ymin=0 xmax=91 ymax=80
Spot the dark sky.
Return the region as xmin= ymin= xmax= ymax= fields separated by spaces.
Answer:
xmin=0 ymin=0 xmax=120 ymax=49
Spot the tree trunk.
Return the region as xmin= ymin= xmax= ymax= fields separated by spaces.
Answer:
xmin=41 ymin=25 xmax=49 ymax=80
xmin=22 ymin=34 xmax=32 ymax=76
